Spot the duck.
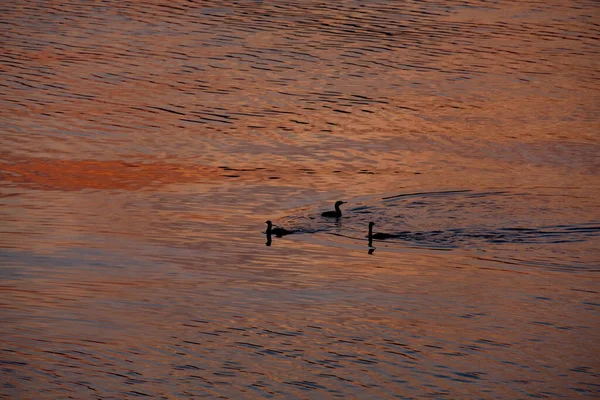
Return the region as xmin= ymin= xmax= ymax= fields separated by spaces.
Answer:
xmin=368 ymin=222 xmax=399 ymax=240
xmin=265 ymin=220 xmax=294 ymax=237
xmin=321 ymin=200 xmax=346 ymax=218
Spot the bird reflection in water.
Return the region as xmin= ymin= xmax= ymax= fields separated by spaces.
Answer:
xmin=368 ymin=225 xmax=376 ymax=254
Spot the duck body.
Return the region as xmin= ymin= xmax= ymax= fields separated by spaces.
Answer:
xmin=265 ymin=220 xmax=294 ymax=237
xmin=321 ymin=200 xmax=346 ymax=218
xmin=271 ymin=227 xmax=293 ymax=237
xmin=371 ymin=232 xmax=398 ymax=240
xmin=368 ymin=222 xmax=401 ymax=240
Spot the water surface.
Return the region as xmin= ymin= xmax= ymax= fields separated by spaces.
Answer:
xmin=1 ymin=0 xmax=599 ymax=398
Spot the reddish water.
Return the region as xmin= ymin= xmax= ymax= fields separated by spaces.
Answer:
xmin=1 ymin=1 xmax=599 ymax=398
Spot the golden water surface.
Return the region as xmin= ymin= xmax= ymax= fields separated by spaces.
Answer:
xmin=1 ymin=0 xmax=599 ymax=398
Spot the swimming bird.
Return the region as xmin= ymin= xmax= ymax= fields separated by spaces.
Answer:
xmin=321 ymin=200 xmax=346 ymax=218
xmin=265 ymin=220 xmax=294 ymax=237
xmin=368 ymin=222 xmax=399 ymax=240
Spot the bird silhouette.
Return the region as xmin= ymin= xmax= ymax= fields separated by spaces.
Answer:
xmin=368 ymin=222 xmax=400 ymax=240
xmin=321 ymin=200 xmax=346 ymax=218
xmin=265 ymin=220 xmax=294 ymax=238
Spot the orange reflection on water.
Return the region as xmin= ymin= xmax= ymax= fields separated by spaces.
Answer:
xmin=1 ymin=0 xmax=599 ymax=398
xmin=1 ymin=157 xmax=208 ymax=191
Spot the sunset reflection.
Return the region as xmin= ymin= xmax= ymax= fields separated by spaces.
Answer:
xmin=1 ymin=0 xmax=599 ymax=399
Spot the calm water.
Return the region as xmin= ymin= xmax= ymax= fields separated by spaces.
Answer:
xmin=1 ymin=0 xmax=599 ymax=398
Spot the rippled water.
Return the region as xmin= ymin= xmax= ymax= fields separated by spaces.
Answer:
xmin=1 ymin=0 xmax=599 ymax=398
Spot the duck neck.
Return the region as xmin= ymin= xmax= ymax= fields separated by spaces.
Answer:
xmin=266 ymin=224 xmax=272 ymax=235
xmin=335 ymin=204 xmax=342 ymax=217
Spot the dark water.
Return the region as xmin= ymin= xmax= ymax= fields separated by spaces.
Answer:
xmin=1 ymin=0 xmax=599 ymax=398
